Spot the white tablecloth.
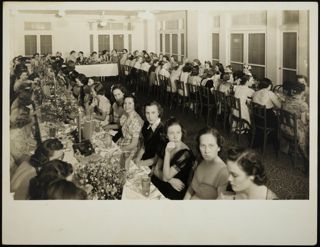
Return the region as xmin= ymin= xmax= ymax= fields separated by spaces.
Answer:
xmin=75 ymin=63 xmax=119 ymax=77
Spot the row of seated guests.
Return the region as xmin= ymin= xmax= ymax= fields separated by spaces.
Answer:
xmin=65 ymin=49 xmax=120 ymax=65
xmin=9 ymin=63 xmax=277 ymax=200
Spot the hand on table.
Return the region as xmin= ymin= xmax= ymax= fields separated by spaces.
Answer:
xmin=169 ymin=178 xmax=185 ymax=192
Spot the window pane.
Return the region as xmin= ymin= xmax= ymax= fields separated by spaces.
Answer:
xmin=212 ymin=33 xmax=219 ymax=59
xmin=98 ymin=35 xmax=110 ymax=52
xmin=181 ymin=33 xmax=184 ymax=55
xmin=40 ymin=35 xmax=52 ymax=55
xmin=25 ymin=35 xmax=37 ymax=56
xmin=160 ymin=34 xmax=163 ymax=52
xmin=248 ymin=33 xmax=265 ymax=65
xmin=230 ymin=34 xmax=243 ymax=62
xmin=113 ymin=35 xmax=124 ymax=51
xmin=165 ymin=34 xmax=170 ymax=54
xmin=283 ymin=11 xmax=299 ymax=25
xmin=230 ymin=62 xmax=243 ymax=72
xmin=283 ymin=70 xmax=297 ymax=84
xmin=128 ymin=34 xmax=132 ymax=52
xmin=250 ymin=65 xmax=265 ymax=80
xmin=283 ymin=32 xmax=297 ymax=69
xmin=172 ymin=34 xmax=178 ymax=55
xmin=90 ymin=35 xmax=94 ymax=53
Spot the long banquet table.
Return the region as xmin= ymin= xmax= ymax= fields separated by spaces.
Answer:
xmin=75 ymin=63 xmax=119 ymax=77
xmin=36 ymin=116 xmax=166 ymax=200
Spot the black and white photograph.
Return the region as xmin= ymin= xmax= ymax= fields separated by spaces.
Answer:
xmin=2 ymin=1 xmax=317 ymax=245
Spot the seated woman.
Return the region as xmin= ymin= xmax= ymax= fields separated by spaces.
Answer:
xmin=148 ymin=59 xmax=160 ymax=92
xmin=151 ymin=117 xmax=195 ymax=200
xmin=110 ymin=49 xmax=119 ymax=63
xmin=184 ymin=127 xmax=228 ymax=200
xmin=281 ymin=80 xmax=309 ymax=159
xmin=218 ymin=147 xmax=278 ymax=200
xmin=76 ymin=51 xmax=87 ymax=65
xmin=252 ymin=78 xmax=281 ymax=147
xmin=66 ymin=50 xmax=77 ymax=64
xmin=10 ymin=139 xmax=64 ymax=200
xmin=232 ymin=75 xmax=255 ymax=128
xmin=296 ymin=75 xmax=309 ymax=105
xmin=10 ymin=106 xmax=37 ymax=167
xmin=90 ymin=83 xmax=111 ymax=127
xmin=213 ymin=62 xmax=225 ymax=89
xmin=30 ymin=53 xmax=40 ymax=75
xmin=218 ymin=73 xmax=232 ymax=96
xmin=87 ymin=51 xmax=101 ymax=64
xmin=116 ymin=94 xmax=144 ymax=163
xmin=169 ymin=62 xmax=183 ymax=93
xmin=187 ymin=65 xmax=202 ymax=86
xmin=134 ymin=101 xmax=165 ymax=167
xmin=28 ymin=159 xmax=74 ymax=200
xmin=179 ymin=62 xmax=193 ymax=96
xmin=120 ymin=49 xmax=129 ymax=65
xmin=13 ymin=70 xmax=31 ymax=92
xmin=201 ymin=61 xmax=213 ymax=79
xmin=103 ymin=84 xmax=127 ymax=142
xmin=47 ymin=179 xmax=87 ymax=200
xmin=159 ymin=61 xmax=171 ymax=78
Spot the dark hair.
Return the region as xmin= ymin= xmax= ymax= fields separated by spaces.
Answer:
xmin=78 ymin=51 xmax=84 ymax=55
xmin=222 ymin=73 xmax=230 ymax=82
xmin=258 ymin=77 xmax=272 ymax=89
xmin=144 ymin=100 xmax=163 ymax=118
xmin=77 ymin=73 xmax=88 ymax=85
xmin=191 ymin=65 xmax=200 ymax=76
xmin=196 ymin=127 xmax=224 ymax=161
xmin=91 ymin=51 xmax=97 ymax=56
xmin=163 ymin=117 xmax=186 ymax=141
xmin=193 ymin=59 xmax=201 ymax=66
xmin=287 ymin=80 xmax=306 ymax=94
xmin=205 ymin=61 xmax=212 ymax=68
xmin=123 ymin=94 xmax=139 ymax=111
xmin=215 ymin=63 xmax=225 ymax=74
xmin=145 ymin=56 xmax=151 ymax=64
xmin=163 ymin=55 xmax=169 ymax=61
xmin=111 ymin=83 xmax=128 ymax=96
xmin=123 ymin=49 xmax=128 ymax=53
xmin=17 ymin=70 xmax=28 ymax=79
xmin=240 ymin=75 xmax=251 ymax=85
xmin=70 ymin=50 xmax=76 ymax=55
xmin=33 ymin=53 xmax=40 ymax=58
xmin=29 ymin=139 xmax=64 ymax=171
xmin=29 ymin=160 xmax=73 ymax=199
xmin=227 ymin=147 xmax=267 ymax=186
xmin=182 ymin=62 xmax=193 ymax=73
xmin=47 ymin=179 xmax=87 ymax=200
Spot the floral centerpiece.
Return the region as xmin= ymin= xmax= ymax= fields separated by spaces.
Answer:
xmin=73 ymin=153 xmax=126 ymax=200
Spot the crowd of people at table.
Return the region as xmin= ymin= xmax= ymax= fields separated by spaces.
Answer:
xmin=9 ymin=48 xmax=310 ymax=200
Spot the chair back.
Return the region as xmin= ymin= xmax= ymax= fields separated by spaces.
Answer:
xmin=199 ymin=86 xmax=215 ymax=106
xmin=249 ymin=101 xmax=267 ymax=130
xmin=186 ymin=83 xmax=199 ymax=100
xmin=123 ymin=64 xmax=131 ymax=75
xmin=158 ymin=74 xmax=167 ymax=89
xmin=272 ymin=85 xmax=283 ymax=93
xmin=215 ymin=90 xmax=229 ymax=113
xmin=163 ymin=75 xmax=172 ymax=92
xmin=277 ymin=108 xmax=298 ymax=141
xmin=228 ymin=95 xmax=241 ymax=119
xmin=176 ymin=79 xmax=186 ymax=97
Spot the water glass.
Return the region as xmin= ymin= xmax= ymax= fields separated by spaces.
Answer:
xmin=141 ymin=177 xmax=151 ymax=197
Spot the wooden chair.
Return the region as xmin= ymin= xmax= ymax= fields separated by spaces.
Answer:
xmin=175 ymin=80 xmax=188 ymax=113
xmin=228 ymin=95 xmax=251 ymax=144
xmin=214 ymin=90 xmax=230 ymax=131
xmin=163 ymin=76 xmax=175 ymax=109
xmin=249 ymin=102 xmax=278 ymax=156
xmin=199 ymin=87 xmax=216 ymax=126
xmin=123 ymin=64 xmax=132 ymax=88
xmin=140 ymin=70 xmax=149 ymax=93
xmin=158 ymin=74 xmax=168 ymax=104
xmin=186 ymin=83 xmax=200 ymax=116
xmin=277 ymin=108 xmax=301 ymax=169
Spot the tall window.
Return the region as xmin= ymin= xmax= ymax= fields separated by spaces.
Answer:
xmin=282 ymin=32 xmax=297 ymax=83
xmin=230 ymin=32 xmax=266 ymax=79
xmin=230 ymin=33 xmax=244 ymax=72
xmin=40 ymin=35 xmax=52 ymax=55
xmin=98 ymin=35 xmax=110 ymax=52
xmin=25 ymin=35 xmax=37 ymax=56
xmin=113 ymin=35 xmax=124 ymax=51
xmin=212 ymin=33 xmax=219 ymax=66
xmin=158 ymin=18 xmax=186 ymax=62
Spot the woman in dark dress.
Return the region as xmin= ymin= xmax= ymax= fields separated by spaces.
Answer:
xmin=151 ymin=117 xmax=195 ymax=200
xmin=134 ymin=101 xmax=165 ymax=167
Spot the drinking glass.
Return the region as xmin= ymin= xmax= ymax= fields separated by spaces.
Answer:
xmin=141 ymin=177 xmax=151 ymax=197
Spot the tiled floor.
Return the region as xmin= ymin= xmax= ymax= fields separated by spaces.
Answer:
xmin=135 ymin=88 xmax=309 ymax=200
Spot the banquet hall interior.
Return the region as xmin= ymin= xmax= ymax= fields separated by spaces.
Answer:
xmin=6 ymin=5 xmax=312 ymax=201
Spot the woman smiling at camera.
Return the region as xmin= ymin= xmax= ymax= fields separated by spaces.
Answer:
xmin=151 ymin=117 xmax=195 ymax=200
xmin=218 ymin=147 xmax=278 ymax=200
xmin=116 ymin=94 xmax=144 ymax=161
xmin=184 ymin=127 xmax=228 ymax=200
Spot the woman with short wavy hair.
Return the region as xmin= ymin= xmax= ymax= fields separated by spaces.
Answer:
xmin=218 ymin=147 xmax=278 ymax=200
